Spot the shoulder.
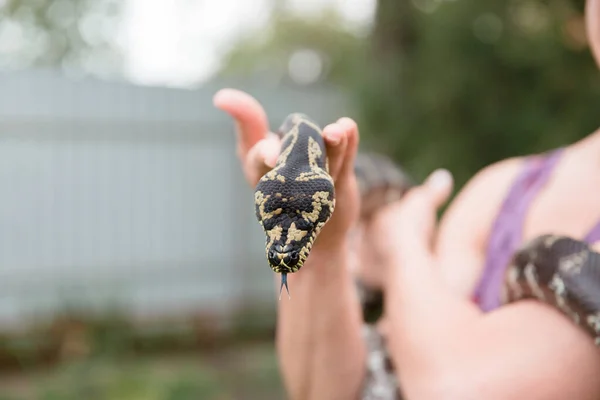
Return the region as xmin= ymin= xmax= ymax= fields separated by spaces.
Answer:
xmin=438 ymin=156 xmax=525 ymax=243
xmin=435 ymin=156 xmax=526 ymax=295
xmin=451 ymin=156 xmax=525 ymax=217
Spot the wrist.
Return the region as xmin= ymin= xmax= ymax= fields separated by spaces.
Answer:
xmin=299 ymin=237 xmax=355 ymax=284
xmin=308 ymin=236 xmax=349 ymax=264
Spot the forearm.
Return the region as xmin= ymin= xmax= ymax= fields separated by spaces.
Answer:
xmin=384 ymin=258 xmax=483 ymax=399
xmin=276 ymin=243 xmax=367 ymax=400
xmin=385 ymin=259 xmax=600 ymax=400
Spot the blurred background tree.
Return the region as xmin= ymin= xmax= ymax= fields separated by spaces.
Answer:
xmin=217 ymin=6 xmax=367 ymax=88
xmin=6 ymin=0 xmax=597 ymax=191
xmin=220 ymin=0 xmax=600 ymax=190
xmin=0 ymin=0 xmax=123 ymax=77
xmin=360 ymin=0 xmax=600 ymax=188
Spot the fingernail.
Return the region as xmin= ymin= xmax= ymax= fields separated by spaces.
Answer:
xmin=265 ymin=155 xmax=277 ymax=168
xmin=212 ymin=90 xmax=226 ymax=106
xmin=337 ymin=117 xmax=356 ymax=128
xmin=259 ymin=147 xmax=271 ymax=167
xmin=427 ymin=169 xmax=452 ymax=191
xmin=327 ymin=130 xmax=343 ymax=145
xmin=259 ymin=145 xmax=277 ymax=168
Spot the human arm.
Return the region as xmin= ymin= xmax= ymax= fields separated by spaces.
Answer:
xmin=434 ymin=157 xmax=524 ymax=299
xmin=213 ymin=89 xmax=366 ymax=400
xmin=373 ymin=169 xmax=600 ymax=400
xmin=276 ymin=244 xmax=366 ymax=400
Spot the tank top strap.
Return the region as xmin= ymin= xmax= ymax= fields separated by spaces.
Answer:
xmin=473 ymin=148 xmax=565 ymax=311
xmin=584 ymin=221 xmax=600 ymax=243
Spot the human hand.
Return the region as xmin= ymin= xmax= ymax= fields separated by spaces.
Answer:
xmin=349 ymin=218 xmax=390 ymax=290
xmin=213 ymin=88 xmax=360 ymax=253
xmin=369 ymin=169 xmax=454 ymax=284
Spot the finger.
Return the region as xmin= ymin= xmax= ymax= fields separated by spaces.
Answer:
xmin=591 ymin=241 xmax=600 ymax=253
xmin=213 ymin=88 xmax=270 ymax=157
xmin=245 ymin=136 xmax=281 ymax=184
xmin=335 ymin=117 xmax=360 ymax=180
xmin=403 ymin=169 xmax=453 ymax=237
xmin=423 ymin=168 xmax=454 ymax=209
xmin=381 ymin=169 xmax=453 ymax=264
xmin=322 ymin=122 xmax=348 ymax=181
xmin=261 ymin=134 xmax=281 ymax=168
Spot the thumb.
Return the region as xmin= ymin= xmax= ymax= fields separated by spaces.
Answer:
xmin=213 ymin=88 xmax=270 ymax=157
xmin=404 ymin=168 xmax=453 ymax=255
xmin=422 ymin=168 xmax=454 ymax=210
xmin=244 ymin=135 xmax=281 ymax=185
xmin=380 ymin=168 xmax=453 ymax=266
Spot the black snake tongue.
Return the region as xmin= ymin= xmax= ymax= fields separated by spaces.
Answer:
xmin=280 ymin=273 xmax=290 ymax=300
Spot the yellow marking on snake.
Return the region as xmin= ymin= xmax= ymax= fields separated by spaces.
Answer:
xmin=296 ymin=136 xmax=333 ymax=182
xmin=260 ymin=125 xmax=300 ymax=183
xmin=265 ymin=224 xmax=283 ymax=251
xmin=559 ymin=250 xmax=588 ymax=275
xmin=292 ymin=114 xmax=323 ymax=135
xmin=286 ymin=222 xmax=308 ymax=245
xmin=254 ymin=191 xmax=284 ymax=221
xmin=301 ymin=191 xmax=335 ymax=224
xmin=254 ymin=191 xmax=269 ymax=219
xmin=268 ymin=225 xmax=283 ymax=242
xmin=524 ymin=262 xmax=546 ymax=301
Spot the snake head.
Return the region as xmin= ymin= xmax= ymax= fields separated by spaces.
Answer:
xmin=262 ymin=214 xmax=317 ymax=274
xmin=255 ymin=187 xmax=335 ymax=277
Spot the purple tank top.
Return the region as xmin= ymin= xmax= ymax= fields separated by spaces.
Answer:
xmin=473 ymin=148 xmax=600 ymax=312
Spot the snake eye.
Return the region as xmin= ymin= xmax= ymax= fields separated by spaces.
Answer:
xmin=295 ymin=219 xmax=313 ymax=232
xmin=290 ymin=251 xmax=299 ymax=260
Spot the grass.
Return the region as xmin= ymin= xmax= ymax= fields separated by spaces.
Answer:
xmin=0 ymin=342 xmax=285 ymax=400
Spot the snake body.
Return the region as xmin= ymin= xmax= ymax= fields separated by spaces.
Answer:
xmin=254 ymin=113 xmax=600 ymax=346
xmin=503 ymin=234 xmax=600 ymax=345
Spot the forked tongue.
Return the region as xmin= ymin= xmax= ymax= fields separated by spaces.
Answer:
xmin=279 ymin=273 xmax=291 ymax=300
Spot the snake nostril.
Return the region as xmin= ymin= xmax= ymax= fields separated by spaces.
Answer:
xmin=286 ymin=251 xmax=300 ymax=266
xmin=268 ymin=250 xmax=278 ymax=264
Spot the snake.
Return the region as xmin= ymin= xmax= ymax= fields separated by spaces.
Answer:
xmin=253 ymin=112 xmax=600 ymax=345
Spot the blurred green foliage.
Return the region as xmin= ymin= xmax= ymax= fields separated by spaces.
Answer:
xmin=218 ymin=6 xmax=368 ymax=87
xmin=0 ymin=344 xmax=283 ymax=400
xmin=0 ymin=0 xmax=122 ymax=71
xmin=220 ymin=0 xmax=600 ymax=191
xmin=360 ymin=0 xmax=600 ymax=188
xmin=0 ymin=305 xmax=282 ymax=400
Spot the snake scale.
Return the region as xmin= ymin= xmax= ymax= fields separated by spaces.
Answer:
xmin=253 ymin=113 xmax=600 ymax=346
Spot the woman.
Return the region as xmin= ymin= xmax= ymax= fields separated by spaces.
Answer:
xmin=212 ymin=1 xmax=600 ymax=398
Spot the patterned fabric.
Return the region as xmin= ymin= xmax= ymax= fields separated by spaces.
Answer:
xmin=360 ymin=324 xmax=403 ymax=400
xmin=356 ymin=280 xmax=404 ymax=400
xmin=353 ymin=154 xmax=413 ymax=399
